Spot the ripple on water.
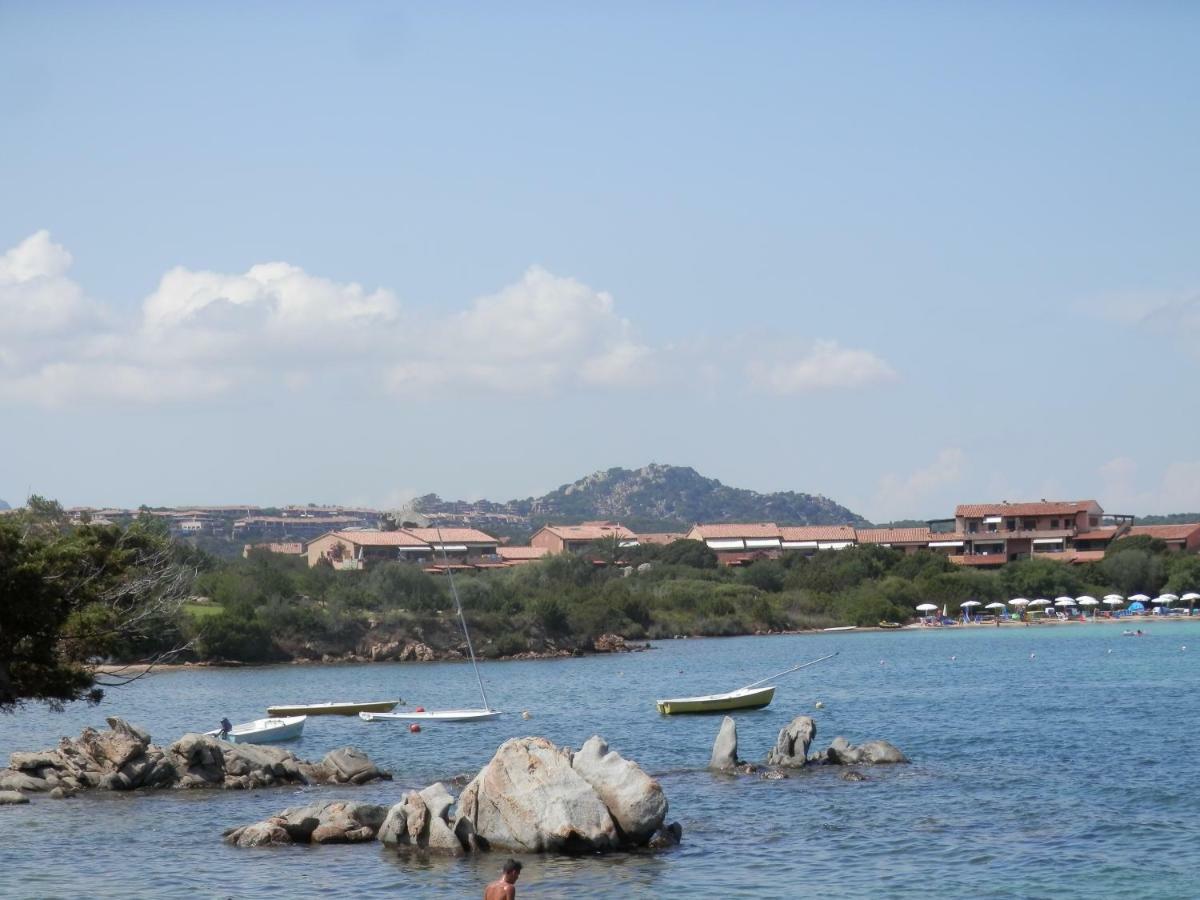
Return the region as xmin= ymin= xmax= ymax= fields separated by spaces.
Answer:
xmin=3 ymin=625 xmax=1200 ymax=897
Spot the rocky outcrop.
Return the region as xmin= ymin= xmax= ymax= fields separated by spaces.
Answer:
xmin=592 ymin=634 xmax=629 ymax=653
xmin=378 ymin=783 xmax=464 ymax=855
xmin=0 ymin=718 xmax=390 ymax=796
xmin=709 ymin=716 xmax=740 ymax=770
xmin=571 ymin=736 xmax=667 ymax=843
xmin=765 ymin=716 xmax=817 ymax=768
xmin=230 ymin=735 xmax=679 ymax=857
xmin=456 ymin=736 xmax=619 ymax=853
xmin=224 ymin=800 xmax=388 ymax=847
xmin=455 ymin=735 xmax=678 ymax=854
xmin=363 ymin=639 xmax=437 ymax=662
xmin=820 ymin=737 xmax=908 ymax=765
xmin=0 ymin=790 xmax=30 ymax=805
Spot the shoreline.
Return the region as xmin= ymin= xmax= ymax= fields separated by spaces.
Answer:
xmin=93 ymin=615 xmax=1198 ymax=674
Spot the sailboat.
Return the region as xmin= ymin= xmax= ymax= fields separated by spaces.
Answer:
xmin=360 ymin=528 xmax=501 ymax=724
xmin=655 ymin=652 xmax=837 ymax=715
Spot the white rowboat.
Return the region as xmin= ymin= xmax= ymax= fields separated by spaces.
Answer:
xmin=207 ymin=716 xmax=306 ymax=744
xmin=267 ymin=700 xmax=400 ymax=717
xmin=359 ymin=709 xmax=502 ymax=723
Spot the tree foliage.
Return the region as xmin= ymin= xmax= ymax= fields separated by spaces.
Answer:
xmin=1 ymin=498 xmax=194 ymax=711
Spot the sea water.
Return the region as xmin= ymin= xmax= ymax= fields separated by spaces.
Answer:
xmin=2 ymin=624 xmax=1198 ymax=899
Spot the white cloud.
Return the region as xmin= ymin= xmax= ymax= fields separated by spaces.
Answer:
xmin=0 ymin=230 xmax=94 ymax=335
xmin=389 ymin=266 xmax=652 ymax=392
xmin=1099 ymin=456 xmax=1200 ymax=514
xmin=746 ymin=340 xmax=896 ymax=394
xmin=0 ymin=232 xmax=897 ymax=408
xmin=1093 ymin=288 xmax=1200 ymax=357
xmin=872 ymin=447 xmax=966 ymax=521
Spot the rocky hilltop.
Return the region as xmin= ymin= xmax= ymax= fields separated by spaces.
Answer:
xmin=415 ymin=463 xmax=866 ymax=533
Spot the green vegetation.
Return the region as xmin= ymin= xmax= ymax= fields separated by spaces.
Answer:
xmin=1 ymin=498 xmax=192 ymax=711
xmin=7 ymin=497 xmax=1200 ymax=687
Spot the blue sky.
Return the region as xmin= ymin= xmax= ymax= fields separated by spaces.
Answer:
xmin=2 ymin=1 xmax=1198 ymax=521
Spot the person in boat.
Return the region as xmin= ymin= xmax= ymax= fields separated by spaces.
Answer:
xmin=218 ymin=717 xmax=233 ymax=738
xmin=484 ymin=859 xmax=522 ymax=900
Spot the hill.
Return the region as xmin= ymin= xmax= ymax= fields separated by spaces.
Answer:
xmin=414 ymin=463 xmax=867 ymax=535
xmin=0 ymin=499 xmax=9 ymax=510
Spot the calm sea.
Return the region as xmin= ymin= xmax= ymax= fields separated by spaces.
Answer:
xmin=2 ymin=624 xmax=1198 ymax=899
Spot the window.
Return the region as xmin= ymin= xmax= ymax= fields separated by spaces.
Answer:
xmin=1023 ymin=519 xmax=1035 ymax=530
xmin=1050 ymin=519 xmax=1059 ymax=529
xmin=1006 ymin=519 xmax=1016 ymax=530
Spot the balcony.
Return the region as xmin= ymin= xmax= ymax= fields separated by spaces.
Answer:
xmin=963 ymin=528 xmax=1074 ymax=540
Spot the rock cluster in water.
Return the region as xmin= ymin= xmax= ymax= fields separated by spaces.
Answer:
xmin=0 ymin=717 xmax=390 ymax=796
xmin=225 ymin=734 xmax=682 ymax=854
xmin=709 ymin=714 xmax=908 ymax=773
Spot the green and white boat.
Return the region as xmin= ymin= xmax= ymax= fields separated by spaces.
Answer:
xmin=655 ymin=652 xmax=837 ymax=716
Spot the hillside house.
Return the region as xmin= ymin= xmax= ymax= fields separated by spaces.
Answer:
xmin=530 ymin=522 xmax=638 ymax=554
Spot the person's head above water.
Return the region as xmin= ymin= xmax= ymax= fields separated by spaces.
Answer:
xmin=502 ymin=859 xmax=522 ymax=883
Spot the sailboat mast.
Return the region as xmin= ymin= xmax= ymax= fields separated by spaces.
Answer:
xmin=436 ymin=526 xmax=491 ymax=711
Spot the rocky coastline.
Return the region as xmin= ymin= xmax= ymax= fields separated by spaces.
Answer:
xmin=0 ymin=717 xmax=389 ymax=796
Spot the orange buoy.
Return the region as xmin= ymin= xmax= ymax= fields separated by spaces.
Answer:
xmin=409 ymin=723 xmax=421 ymax=733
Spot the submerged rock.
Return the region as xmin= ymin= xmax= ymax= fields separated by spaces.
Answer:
xmin=1 ymin=718 xmax=389 ymax=796
xmin=709 ymin=716 xmax=740 ymax=771
xmin=821 ymin=737 xmax=908 ymax=766
xmin=0 ymin=790 xmax=30 ymax=805
xmin=224 ymin=800 xmax=388 ymax=847
xmin=766 ymin=716 xmax=817 ymax=768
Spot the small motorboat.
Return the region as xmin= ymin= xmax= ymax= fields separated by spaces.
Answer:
xmin=207 ymin=716 xmax=306 ymax=744
xmin=655 ymin=685 xmax=776 ymax=715
xmin=266 ymin=700 xmax=401 ymax=717
xmin=359 ymin=708 xmax=502 ymax=723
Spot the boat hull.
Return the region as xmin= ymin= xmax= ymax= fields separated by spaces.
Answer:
xmin=207 ymin=716 xmax=306 ymax=744
xmin=359 ymin=709 xmax=502 ymax=723
xmin=266 ymin=700 xmax=400 ymax=717
xmin=656 ymin=686 xmax=776 ymax=715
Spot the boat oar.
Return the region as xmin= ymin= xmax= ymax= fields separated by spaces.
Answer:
xmin=739 ymin=652 xmax=838 ymax=691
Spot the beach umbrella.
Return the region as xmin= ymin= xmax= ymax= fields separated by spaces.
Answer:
xmin=1077 ymin=597 xmax=1100 ymax=619
xmin=1181 ymin=593 xmax=1200 ymax=602
xmin=1129 ymin=594 xmax=1151 ymax=603
xmin=961 ymin=600 xmax=982 ymax=608
xmin=1159 ymin=593 xmax=1180 ymax=603
xmin=1103 ymin=594 xmax=1124 ymax=603
xmin=1009 ymin=598 xmax=1030 ymax=607
xmin=985 ymin=602 xmax=1006 ymax=609
xmin=1029 ymin=598 xmax=1050 ymax=607
xmin=1151 ymin=596 xmax=1171 ymax=604
xmin=916 ymin=603 xmax=938 ymax=612
xmin=1055 ymin=596 xmax=1075 ymax=606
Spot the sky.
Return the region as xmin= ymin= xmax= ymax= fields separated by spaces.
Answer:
xmin=2 ymin=1 xmax=1199 ymax=522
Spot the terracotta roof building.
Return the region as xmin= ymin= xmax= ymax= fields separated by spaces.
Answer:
xmin=530 ymin=523 xmax=638 ymax=554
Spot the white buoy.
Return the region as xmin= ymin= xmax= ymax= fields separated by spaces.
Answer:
xmin=950 ymin=655 xmax=956 ymax=661
xmin=1107 ymin=649 xmax=1113 ymax=654
xmin=1030 ymin=652 xmax=1036 ymax=660
xmin=814 ymin=701 xmax=824 ymax=709
xmin=521 ymin=710 xmax=531 ymax=720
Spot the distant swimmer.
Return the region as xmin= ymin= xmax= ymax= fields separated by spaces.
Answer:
xmin=484 ymin=859 xmax=522 ymax=900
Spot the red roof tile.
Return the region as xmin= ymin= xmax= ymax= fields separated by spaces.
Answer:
xmin=688 ymin=523 xmax=780 ymax=540
xmin=955 ymin=501 xmax=1098 ymax=518
xmin=497 ymin=546 xmax=550 ymax=560
xmin=855 ymin=527 xmax=932 ymax=544
xmin=637 ymin=532 xmax=686 ymax=545
xmin=328 ymin=530 xmax=430 ymax=547
xmin=1073 ymin=529 xmax=1120 ymax=542
xmin=1127 ymin=524 xmax=1200 ymax=541
xmin=403 ymin=527 xmax=499 ymax=544
xmin=779 ymin=525 xmax=857 ymax=542
xmin=538 ymin=524 xmax=638 ymax=541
